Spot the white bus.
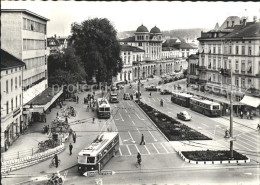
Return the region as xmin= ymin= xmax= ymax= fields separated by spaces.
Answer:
xmin=78 ymin=132 xmax=119 ymax=174
xmin=171 ymin=92 xmax=193 ymax=107
xmin=190 ymin=97 xmax=221 ymax=117
xmin=96 ymin=98 xmax=111 ymax=119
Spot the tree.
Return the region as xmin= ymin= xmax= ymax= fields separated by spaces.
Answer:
xmin=47 ymin=47 xmax=86 ymax=86
xmin=71 ymin=18 xmax=123 ymax=84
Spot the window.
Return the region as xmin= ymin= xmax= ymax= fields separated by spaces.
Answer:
xmin=248 ymin=78 xmax=252 ymax=87
xmin=242 ymin=46 xmax=245 ymax=55
xmin=16 ymin=96 xmax=17 ymax=108
xmin=6 ymin=80 xmax=8 ymax=93
xmin=241 ymin=61 xmax=245 ymax=72
xmin=235 ymin=77 xmax=239 ymax=86
xmin=26 ymin=19 xmax=30 ymax=30
xmin=11 ymin=99 xmax=13 ymax=111
xmin=20 ymin=94 xmax=22 ymax=106
xmin=11 ymin=79 xmax=13 ymax=92
xmin=241 ymin=78 xmax=245 ymax=88
xmin=228 ymin=60 xmax=231 ymax=69
xmin=213 ymin=74 xmax=216 ymax=82
xmin=6 ymin=101 xmax=9 ymax=115
xmin=218 ymin=47 xmax=221 ymax=54
xmin=248 ymin=46 xmax=252 ymax=55
xmin=213 ymin=59 xmax=216 ymax=69
xmin=213 ymin=47 xmax=216 ymax=54
xmin=236 ymin=46 xmax=239 ymax=55
xmin=23 ymin=18 xmax=26 ymax=29
xmin=138 ymin=42 xmax=142 ymax=46
xmin=247 ymin=61 xmax=252 ymax=73
xmin=229 ymin=46 xmax=232 ymax=54
xmin=201 ymin=58 xmax=205 ymax=66
xmin=15 ymin=77 xmax=17 ymax=89
xmin=235 ymin=61 xmax=239 ymax=70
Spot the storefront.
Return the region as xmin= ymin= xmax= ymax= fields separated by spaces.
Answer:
xmin=240 ymin=95 xmax=260 ymax=116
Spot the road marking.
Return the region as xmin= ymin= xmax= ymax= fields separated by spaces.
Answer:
xmin=241 ymin=133 xmax=260 ymax=143
xmin=128 ymin=114 xmax=131 ymax=118
xmin=237 ymin=135 xmax=258 ymax=146
xmin=152 ymin=98 xmax=156 ymax=102
xmin=125 ymin=108 xmax=127 ymax=113
xmin=128 ymin=131 xmax=135 ymax=143
xmin=152 ymin=143 xmax=160 ymax=154
xmin=166 ymin=107 xmax=172 ymax=111
xmin=161 ymin=143 xmax=169 ymax=153
xmin=127 ymin=102 xmax=132 ymax=106
xmin=119 ymin=148 xmax=122 ymax=156
xmin=114 ymin=104 xmax=117 ymax=108
xmin=135 ymin=113 xmax=145 ymax=120
xmin=119 ymin=113 xmax=124 ymax=121
xmin=157 ymin=98 xmax=161 ymax=101
xmin=167 ymin=98 xmax=170 ymax=102
xmin=200 ymin=122 xmax=210 ymax=128
xmin=148 ymin=130 xmax=158 ymax=141
xmin=144 ymin=145 xmax=150 ymax=154
xmin=235 ymin=136 xmax=257 ymax=150
xmin=126 ymin=145 xmax=132 ymax=155
xmin=119 ymin=135 xmax=123 ymax=145
xmin=135 ymin=145 xmax=140 ymax=153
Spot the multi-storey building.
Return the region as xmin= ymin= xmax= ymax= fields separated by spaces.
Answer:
xmin=1 ymin=49 xmax=25 ymax=152
xmin=197 ymin=16 xmax=260 ymax=109
xmin=187 ymin=54 xmax=199 ymax=85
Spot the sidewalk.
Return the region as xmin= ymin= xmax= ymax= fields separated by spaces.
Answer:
xmin=222 ymin=115 xmax=260 ymax=131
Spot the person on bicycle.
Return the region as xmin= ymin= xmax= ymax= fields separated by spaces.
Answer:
xmin=160 ymin=99 xmax=163 ymax=107
xmin=225 ymin=128 xmax=230 ymax=138
xmin=53 ymin=154 xmax=59 ymax=168
xmin=257 ymin=124 xmax=260 ymax=131
xmin=137 ymin=152 xmax=141 ymax=165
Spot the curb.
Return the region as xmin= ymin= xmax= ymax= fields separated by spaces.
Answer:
xmin=221 ymin=116 xmax=257 ymax=131
xmin=178 ymin=151 xmax=250 ymax=165
xmin=133 ymin=100 xmax=169 ymax=142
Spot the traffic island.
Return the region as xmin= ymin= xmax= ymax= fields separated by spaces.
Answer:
xmin=135 ymin=100 xmax=211 ymax=141
xmin=179 ymin=150 xmax=250 ymax=164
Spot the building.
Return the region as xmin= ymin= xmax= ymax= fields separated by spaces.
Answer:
xmin=187 ymin=54 xmax=199 ymax=85
xmin=1 ymin=49 xmax=25 ymax=152
xmin=1 ymin=9 xmax=63 ymax=136
xmin=47 ymin=35 xmax=69 ymax=56
xmin=197 ymin=16 xmax=260 ymax=112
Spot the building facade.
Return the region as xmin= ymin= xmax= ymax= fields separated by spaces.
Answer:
xmin=187 ymin=54 xmax=199 ymax=85
xmin=197 ymin=16 xmax=260 ymax=108
xmin=1 ymin=50 xmax=25 ymax=152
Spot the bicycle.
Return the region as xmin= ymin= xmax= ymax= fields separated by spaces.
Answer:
xmin=49 ymin=159 xmax=61 ymax=168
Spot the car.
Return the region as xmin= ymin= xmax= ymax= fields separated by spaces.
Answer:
xmin=177 ymin=111 xmax=192 ymax=121
xmin=145 ymin=85 xmax=157 ymax=91
xmin=160 ymin=89 xmax=172 ymax=95
xmin=124 ymin=93 xmax=131 ymax=100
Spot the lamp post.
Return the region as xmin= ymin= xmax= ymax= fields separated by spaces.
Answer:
xmin=229 ymin=66 xmax=234 ymax=159
xmin=137 ymin=64 xmax=141 ymax=103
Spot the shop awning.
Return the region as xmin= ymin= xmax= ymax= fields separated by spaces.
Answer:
xmin=24 ymin=87 xmax=63 ymax=113
xmin=240 ymin=95 xmax=260 ymax=108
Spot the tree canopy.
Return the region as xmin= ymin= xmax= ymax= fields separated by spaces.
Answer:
xmin=71 ymin=18 xmax=123 ymax=84
xmin=48 ymin=47 xmax=86 ymax=86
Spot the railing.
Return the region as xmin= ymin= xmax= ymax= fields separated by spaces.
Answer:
xmin=2 ymin=147 xmax=39 ymax=162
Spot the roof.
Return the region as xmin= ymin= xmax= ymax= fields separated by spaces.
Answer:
xmin=119 ymin=36 xmax=135 ymax=42
xmin=1 ymin=49 xmax=25 ymax=70
xmin=1 ymin=9 xmax=49 ymax=21
xmin=47 ymin=37 xmax=60 ymax=47
xmin=240 ymin=95 xmax=260 ymax=108
xmin=136 ymin=24 xmax=149 ymax=33
xmin=121 ymin=44 xmax=145 ymax=52
xmin=150 ymin=26 xmax=161 ymax=34
xmin=162 ymin=39 xmax=179 ymax=47
xmin=223 ymin=22 xmax=260 ymax=38
xmin=178 ymin=42 xmax=196 ymax=49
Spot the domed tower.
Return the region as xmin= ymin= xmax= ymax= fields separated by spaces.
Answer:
xmin=149 ymin=26 xmax=163 ymax=60
xmin=135 ymin=24 xmax=150 ymax=59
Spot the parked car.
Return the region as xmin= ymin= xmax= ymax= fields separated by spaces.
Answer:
xmin=124 ymin=93 xmax=131 ymax=100
xmin=160 ymin=89 xmax=172 ymax=95
xmin=177 ymin=111 xmax=192 ymax=121
xmin=145 ymin=85 xmax=157 ymax=91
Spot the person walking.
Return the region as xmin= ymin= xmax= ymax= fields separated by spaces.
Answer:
xmin=150 ymin=92 xmax=152 ymax=97
xmin=240 ymin=111 xmax=243 ymax=119
xmin=73 ymin=131 xmax=77 ymax=143
xmin=57 ymin=111 xmax=59 ymax=117
xmin=69 ymin=143 xmax=73 ymax=155
xmin=53 ymin=154 xmax=59 ymax=168
xmin=257 ymin=124 xmax=260 ymax=132
xmin=76 ymin=96 xmax=79 ymax=104
xmin=137 ymin=152 xmax=141 ymax=165
xmin=93 ymin=117 xmax=95 ymax=123
xmin=246 ymin=111 xmax=250 ymax=119
xmin=140 ymin=134 xmax=145 ymax=145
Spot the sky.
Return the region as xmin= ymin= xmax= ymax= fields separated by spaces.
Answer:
xmin=2 ymin=1 xmax=260 ymax=37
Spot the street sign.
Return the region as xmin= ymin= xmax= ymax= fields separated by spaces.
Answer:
xmin=83 ymin=170 xmax=98 ymax=177
xmin=100 ymin=170 xmax=116 ymax=176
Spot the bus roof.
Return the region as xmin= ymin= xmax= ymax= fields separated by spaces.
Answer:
xmin=97 ymin=98 xmax=110 ymax=107
xmin=190 ymin=97 xmax=220 ymax=105
xmin=78 ymin=132 xmax=118 ymax=157
xmin=171 ymin=91 xmax=193 ymax=98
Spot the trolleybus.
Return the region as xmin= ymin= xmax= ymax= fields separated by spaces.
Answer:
xmin=96 ymin=98 xmax=111 ymax=119
xmin=171 ymin=92 xmax=193 ymax=107
xmin=190 ymin=97 xmax=221 ymax=117
xmin=77 ymin=132 xmax=119 ymax=174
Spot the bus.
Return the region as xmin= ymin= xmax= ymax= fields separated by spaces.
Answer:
xmin=171 ymin=92 xmax=193 ymax=107
xmin=109 ymin=92 xmax=119 ymax=103
xmin=96 ymin=98 xmax=111 ymax=119
xmin=77 ymin=132 xmax=119 ymax=174
xmin=190 ymin=97 xmax=221 ymax=117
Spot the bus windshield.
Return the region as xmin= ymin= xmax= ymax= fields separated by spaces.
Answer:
xmin=87 ymin=157 xmax=95 ymax=164
xmin=212 ymin=105 xmax=219 ymax=110
xmin=105 ymin=108 xmax=110 ymax=111
xmin=100 ymin=107 xmax=105 ymax=111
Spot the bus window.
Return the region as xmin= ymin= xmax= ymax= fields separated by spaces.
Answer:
xmin=87 ymin=157 xmax=96 ymax=163
xmin=105 ymin=107 xmax=110 ymax=111
xmin=100 ymin=107 xmax=105 ymax=111
xmin=212 ymin=105 xmax=219 ymax=110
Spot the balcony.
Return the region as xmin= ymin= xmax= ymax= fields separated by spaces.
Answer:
xmin=198 ymin=79 xmax=207 ymax=84
xmin=241 ymin=70 xmax=245 ymax=74
xmin=198 ymin=66 xmax=207 ymax=71
xmin=234 ymin=69 xmax=239 ymax=73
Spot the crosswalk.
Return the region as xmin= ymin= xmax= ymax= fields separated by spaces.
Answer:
xmin=117 ymin=142 xmax=176 ymax=157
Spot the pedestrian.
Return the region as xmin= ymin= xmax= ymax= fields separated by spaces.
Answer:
xmin=140 ymin=134 xmax=145 ymax=145
xmin=57 ymin=111 xmax=59 ymax=117
xmin=65 ymin=117 xmax=68 ymax=123
xmin=246 ymin=111 xmax=250 ymax=119
xmin=69 ymin=143 xmax=73 ymax=155
xmin=149 ymin=92 xmax=152 ymax=97
xmin=77 ymin=96 xmax=79 ymax=104
xmin=73 ymin=131 xmax=77 ymax=143
xmin=87 ymin=105 xmax=89 ymax=112
xmin=257 ymin=124 xmax=260 ymax=131
xmin=44 ymin=115 xmax=47 ymax=123
xmin=93 ymin=117 xmax=95 ymax=123
xmin=53 ymin=154 xmax=59 ymax=168
xmin=240 ymin=111 xmax=243 ymax=119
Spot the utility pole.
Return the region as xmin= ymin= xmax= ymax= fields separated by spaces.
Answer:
xmin=230 ymin=66 xmax=233 ymax=158
xmin=137 ymin=64 xmax=140 ymax=103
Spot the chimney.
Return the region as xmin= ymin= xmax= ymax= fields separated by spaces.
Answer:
xmin=253 ymin=16 xmax=257 ymax=23
xmin=243 ymin=18 xmax=247 ymax=26
xmin=54 ymin=34 xmax=56 ymax=38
